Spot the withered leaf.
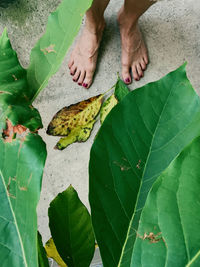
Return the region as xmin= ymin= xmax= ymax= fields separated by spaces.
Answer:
xmin=47 ymin=94 xmax=103 ymax=150
xmin=56 ymin=120 xmax=96 ymax=150
xmin=47 ymin=94 xmax=103 ymax=136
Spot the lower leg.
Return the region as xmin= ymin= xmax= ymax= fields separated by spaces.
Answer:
xmin=86 ymin=0 xmax=110 ymax=32
xmin=118 ymin=0 xmax=155 ymax=83
xmin=68 ymin=0 xmax=110 ymax=89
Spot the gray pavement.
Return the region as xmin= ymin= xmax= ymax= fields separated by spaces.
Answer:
xmin=0 ymin=0 xmax=200 ymax=243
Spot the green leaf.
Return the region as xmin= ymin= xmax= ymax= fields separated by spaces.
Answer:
xmin=114 ymin=78 xmax=130 ymax=101
xmin=27 ymin=0 xmax=92 ymax=102
xmin=0 ymin=29 xmax=47 ymax=267
xmin=89 ymin=64 xmax=200 ymax=267
xmin=128 ymin=136 xmax=200 ymax=266
xmin=0 ymin=29 xmax=42 ymax=132
xmin=38 ymin=232 xmax=49 ymax=267
xmin=100 ymin=94 xmax=118 ymax=124
xmin=0 ymin=134 xmax=46 ymax=266
xmin=48 ymin=186 xmax=95 ymax=267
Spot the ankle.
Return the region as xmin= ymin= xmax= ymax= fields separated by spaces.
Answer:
xmin=118 ymin=7 xmax=138 ymax=34
xmin=86 ymin=10 xmax=105 ymax=34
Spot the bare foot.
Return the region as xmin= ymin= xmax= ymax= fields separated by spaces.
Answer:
xmin=68 ymin=20 xmax=105 ymax=89
xmin=118 ymin=7 xmax=148 ymax=84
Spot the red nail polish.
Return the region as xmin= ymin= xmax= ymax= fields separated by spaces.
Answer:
xmin=78 ymin=83 xmax=82 ymax=86
xmin=73 ymin=79 xmax=77 ymax=82
xmin=70 ymin=73 xmax=73 ymax=75
xmin=83 ymin=83 xmax=88 ymax=88
xmin=125 ymin=78 xmax=130 ymax=83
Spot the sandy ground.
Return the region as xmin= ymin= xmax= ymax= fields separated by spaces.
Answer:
xmin=0 ymin=0 xmax=200 ymax=242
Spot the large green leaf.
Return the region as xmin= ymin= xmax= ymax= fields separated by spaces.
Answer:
xmin=1 ymin=0 xmax=92 ymax=264
xmin=0 ymin=29 xmax=42 ymax=132
xmin=128 ymin=136 xmax=200 ymax=266
xmin=48 ymin=186 xmax=95 ymax=267
xmin=0 ymin=134 xmax=46 ymax=267
xmin=0 ymin=29 xmax=47 ymax=266
xmin=27 ymin=0 xmax=92 ymax=102
xmin=89 ymin=64 xmax=200 ymax=267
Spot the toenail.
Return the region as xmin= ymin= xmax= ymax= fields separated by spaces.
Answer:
xmin=78 ymin=83 xmax=82 ymax=86
xmin=70 ymin=73 xmax=73 ymax=75
xmin=125 ymin=78 xmax=130 ymax=83
xmin=83 ymin=83 xmax=88 ymax=88
xmin=73 ymin=78 xmax=77 ymax=82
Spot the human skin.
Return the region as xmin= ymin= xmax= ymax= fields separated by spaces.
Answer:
xmin=68 ymin=0 xmax=155 ymax=88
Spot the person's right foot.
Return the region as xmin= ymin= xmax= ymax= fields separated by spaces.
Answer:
xmin=68 ymin=20 xmax=105 ymax=89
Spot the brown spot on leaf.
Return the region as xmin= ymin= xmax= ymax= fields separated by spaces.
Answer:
xmin=18 ymin=186 xmax=27 ymax=191
xmin=114 ymin=160 xmax=131 ymax=171
xmin=3 ymin=119 xmax=27 ymax=143
xmin=7 ymin=177 xmax=16 ymax=199
xmin=136 ymin=160 xmax=142 ymax=169
xmin=12 ymin=74 xmax=17 ymax=81
xmin=18 ymin=173 xmax=32 ymax=191
xmin=137 ymin=232 xmax=164 ymax=244
xmin=41 ymin=44 xmax=56 ymax=55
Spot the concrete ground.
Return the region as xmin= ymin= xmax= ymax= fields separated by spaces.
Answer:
xmin=0 ymin=0 xmax=200 ymax=243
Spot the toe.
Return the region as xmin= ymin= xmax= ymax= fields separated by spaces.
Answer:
xmin=77 ymin=70 xmax=86 ymax=86
xmin=82 ymin=68 xmax=94 ymax=89
xmin=122 ymin=64 xmax=131 ymax=84
xmin=136 ymin=63 xmax=143 ymax=78
xmin=132 ymin=64 xmax=139 ymax=81
xmin=143 ymin=55 xmax=148 ymax=65
xmin=73 ymin=69 xmax=81 ymax=82
xmin=140 ymin=59 xmax=146 ymax=70
xmin=68 ymin=58 xmax=74 ymax=69
xmin=70 ymin=65 xmax=77 ymax=76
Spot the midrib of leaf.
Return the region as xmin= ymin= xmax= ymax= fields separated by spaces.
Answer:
xmin=67 ymin=195 xmax=74 ymax=266
xmin=0 ymin=169 xmax=28 ymax=267
xmin=118 ymin=85 xmax=174 ymax=266
xmin=186 ymin=250 xmax=200 ymax=267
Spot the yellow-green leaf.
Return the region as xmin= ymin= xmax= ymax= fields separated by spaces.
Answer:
xmin=56 ymin=120 xmax=96 ymax=150
xmin=45 ymin=238 xmax=67 ymax=267
xmin=47 ymin=94 xmax=103 ymax=136
xmin=100 ymin=94 xmax=118 ymax=124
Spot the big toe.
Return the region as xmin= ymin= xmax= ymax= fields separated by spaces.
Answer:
xmin=122 ymin=64 xmax=132 ymax=84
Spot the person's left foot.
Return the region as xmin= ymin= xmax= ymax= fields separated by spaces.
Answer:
xmin=118 ymin=6 xmax=149 ymax=84
xmin=68 ymin=19 xmax=105 ymax=89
